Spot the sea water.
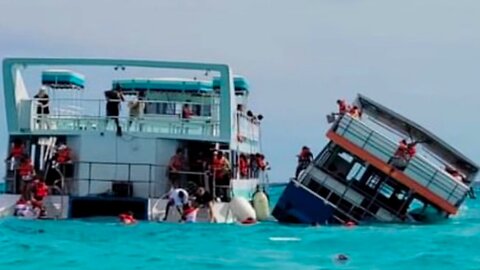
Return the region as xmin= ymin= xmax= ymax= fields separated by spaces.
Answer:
xmin=0 ymin=185 xmax=479 ymax=270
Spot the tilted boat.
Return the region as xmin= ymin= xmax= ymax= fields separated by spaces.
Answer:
xmin=273 ymin=95 xmax=478 ymax=225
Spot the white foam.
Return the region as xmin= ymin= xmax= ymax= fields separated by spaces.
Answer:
xmin=269 ymin=237 xmax=301 ymax=242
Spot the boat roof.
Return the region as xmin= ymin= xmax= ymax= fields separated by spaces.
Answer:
xmin=213 ymin=76 xmax=249 ymax=91
xmin=356 ymin=94 xmax=479 ymax=174
xmin=113 ymin=78 xmax=213 ymax=92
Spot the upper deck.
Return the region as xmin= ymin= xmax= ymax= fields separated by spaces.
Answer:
xmin=328 ymin=95 xmax=479 ymax=213
xmin=3 ymin=58 xmax=261 ymax=149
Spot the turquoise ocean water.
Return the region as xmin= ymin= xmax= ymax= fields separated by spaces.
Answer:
xmin=1 ymin=184 xmax=480 ymax=270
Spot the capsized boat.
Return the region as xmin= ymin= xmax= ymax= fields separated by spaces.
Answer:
xmin=272 ymin=94 xmax=478 ymax=225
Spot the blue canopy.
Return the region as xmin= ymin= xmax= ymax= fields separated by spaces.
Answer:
xmin=113 ymin=78 xmax=213 ymax=93
xmin=212 ymin=76 xmax=249 ymax=92
xmin=41 ymin=69 xmax=85 ymax=89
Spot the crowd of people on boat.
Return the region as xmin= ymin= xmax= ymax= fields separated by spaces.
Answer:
xmin=4 ymin=138 xmax=73 ymax=218
xmin=166 ymin=148 xmax=268 ymax=202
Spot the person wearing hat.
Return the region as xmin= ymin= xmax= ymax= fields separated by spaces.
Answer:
xmin=34 ymin=86 xmax=50 ymax=129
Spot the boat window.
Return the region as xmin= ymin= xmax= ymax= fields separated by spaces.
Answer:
xmin=377 ymin=182 xmax=395 ymax=198
xmin=338 ymin=152 xmax=354 ymax=163
xmin=346 ymin=162 xmax=366 ymax=181
xmin=366 ymin=174 xmax=381 ymax=189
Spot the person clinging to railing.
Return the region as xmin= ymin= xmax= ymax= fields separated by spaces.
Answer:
xmin=337 ymin=99 xmax=350 ymax=115
xmin=390 ymin=139 xmax=417 ymax=171
xmin=167 ymin=148 xmax=186 ymax=188
xmin=348 ymin=105 xmax=362 ymax=119
xmin=295 ymin=146 xmax=313 ymax=179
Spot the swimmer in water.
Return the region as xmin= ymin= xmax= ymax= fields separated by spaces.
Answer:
xmin=119 ymin=211 xmax=137 ymax=225
xmin=335 ymin=254 xmax=349 ymax=264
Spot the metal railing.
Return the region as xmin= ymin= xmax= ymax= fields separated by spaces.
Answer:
xmin=333 ymin=114 xmax=469 ymax=206
xmin=22 ymin=98 xmax=222 ymax=137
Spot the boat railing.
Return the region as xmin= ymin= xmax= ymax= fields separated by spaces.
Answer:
xmin=334 ymin=114 xmax=469 ymax=206
xmin=19 ymin=98 xmax=223 ymax=138
xmin=70 ymin=161 xmax=210 ymax=198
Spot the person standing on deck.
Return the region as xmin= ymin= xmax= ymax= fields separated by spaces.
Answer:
xmin=295 ymin=146 xmax=313 ymax=179
xmin=167 ymin=148 xmax=186 ymax=188
xmin=239 ymin=154 xmax=249 ymax=179
xmin=34 ymin=86 xmax=50 ymax=129
xmin=5 ymin=139 xmax=26 ymax=169
xmin=105 ymin=84 xmax=124 ymax=136
xmin=127 ymin=93 xmax=145 ymax=131
xmin=212 ymin=151 xmax=231 ymax=202
xmin=336 ymin=99 xmax=350 ymax=115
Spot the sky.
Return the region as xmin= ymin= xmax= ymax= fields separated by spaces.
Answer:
xmin=0 ymin=0 xmax=480 ymax=182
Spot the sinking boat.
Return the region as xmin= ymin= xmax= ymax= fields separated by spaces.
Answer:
xmin=272 ymin=95 xmax=478 ymax=225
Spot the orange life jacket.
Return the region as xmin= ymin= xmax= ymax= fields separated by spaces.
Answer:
xmin=338 ymin=100 xmax=348 ymax=114
xmin=407 ymin=145 xmax=416 ymax=158
xmin=257 ymin=157 xmax=266 ymax=171
xmin=349 ymin=107 xmax=361 ymax=118
xmin=119 ymin=213 xmax=136 ymax=224
xmin=56 ymin=148 xmax=71 ymax=164
xmin=213 ymin=157 xmax=227 ymax=178
xmin=394 ymin=141 xmax=408 ymax=158
xmin=10 ymin=145 xmax=24 ymax=158
xmin=239 ymin=158 xmax=248 ymax=177
xmin=170 ymin=155 xmax=183 ymax=171
xmin=18 ymin=161 xmax=33 ymax=177
xmin=35 ymin=182 xmax=48 ymax=198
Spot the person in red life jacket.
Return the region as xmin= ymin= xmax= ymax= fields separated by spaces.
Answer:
xmin=295 ymin=146 xmax=313 ymax=179
xmin=406 ymin=142 xmax=417 ymax=160
xmin=17 ymin=156 xmax=35 ymax=198
xmin=239 ymin=154 xmax=249 ymax=178
xmin=182 ymin=103 xmax=193 ymax=119
xmin=31 ymin=176 xmax=48 ymax=218
xmin=5 ymin=139 xmax=25 ymax=163
xmin=167 ymin=148 xmax=186 ymax=187
xmin=119 ymin=211 xmax=137 ymax=225
xmin=348 ymin=106 xmax=362 ymax=119
xmin=389 ymin=139 xmax=409 ymax=171
xmin=181 ymin=201 xmax=199 ymax=223
xmin=55 ymin=143 xmax=72 ymax=165
xmin=336 ymin=99 xmax=350 ymax=115
xmin=212 ymin=151 xmax=231 ymax=201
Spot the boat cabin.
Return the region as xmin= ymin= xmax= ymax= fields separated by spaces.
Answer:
xmin=273 ymin=94 xmax=478 ymax=225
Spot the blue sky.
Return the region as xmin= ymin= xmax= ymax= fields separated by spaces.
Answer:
xmin=1 ymin=0 xmax=480 ymax=181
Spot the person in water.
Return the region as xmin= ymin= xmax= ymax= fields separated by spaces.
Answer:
xmin=119 ymin=211 xmax=137 ymax=224
xmin=162 ymin=188 xmax=189 ymax=221
xmin=181 ymin=201 xmax=198 ymax=223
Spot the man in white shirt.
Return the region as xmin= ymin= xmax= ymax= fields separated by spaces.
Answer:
xmin=162 ymin=188 xmax=189 ymax=221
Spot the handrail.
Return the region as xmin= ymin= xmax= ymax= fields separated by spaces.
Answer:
xmin=335 ymin=115 xmax=469 ymax=197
